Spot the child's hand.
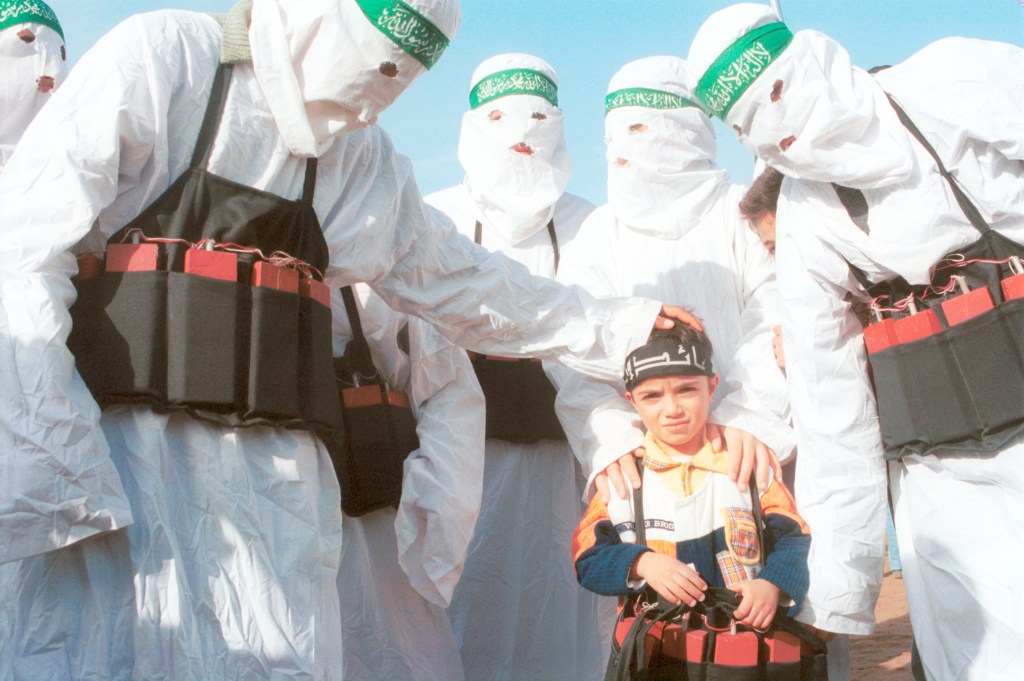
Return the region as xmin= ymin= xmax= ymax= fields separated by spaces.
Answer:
xmin=729 ymin=579 xmax=781 ymax=630
xmin=631 ymin=552 xmax=707 ymax=606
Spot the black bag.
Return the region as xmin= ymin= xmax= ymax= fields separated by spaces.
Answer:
xmin=325 ymin=286 xmax=420 ymax=517
xmin=605 ymin=479 xmax=828 ymax=681
xmin=469 ymin=219 xmax=568 ymax=444
xmin=852 ymin=96 xmax=1024 ymax=460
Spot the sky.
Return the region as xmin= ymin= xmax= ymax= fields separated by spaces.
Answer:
xmin=46 ymin=1 xmax=1023 ymax=206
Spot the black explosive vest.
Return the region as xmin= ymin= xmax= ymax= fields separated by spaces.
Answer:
xmin=845 ymin=95 xmax=1024 ymax=460
xmin=68 ymin=64 xmax=342 ymax=432
xmin=469 ymin=219 xmax=567 ymax=443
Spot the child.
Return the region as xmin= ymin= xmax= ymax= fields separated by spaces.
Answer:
xmin=572 ymin=326 xmax=811 ymax=631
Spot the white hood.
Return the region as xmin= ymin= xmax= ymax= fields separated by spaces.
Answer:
xmin=458 ymin=52 xmax=571 ymax=244
xmin=0 ymin=8 xmax=66 ymax=169
xmin=250 ymin=0 xmax=459 ymax=157
xmin=604 ymin=56 xmax=729 ymax=239
xmin=688 ymin=3 xmax=914 ymax=189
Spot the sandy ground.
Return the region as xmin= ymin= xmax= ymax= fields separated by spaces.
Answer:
xmin=849 ymin=556 xmax=915 ymax=680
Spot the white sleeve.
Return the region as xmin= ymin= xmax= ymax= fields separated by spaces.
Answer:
xmin=776 ymin=191 xmax=887 ymax=634
xmin=395 ymin=317 xmax=486 ymax=607
xmin=319 ymin=150 xmax=661 ymax=381
xmin=0 ymin=15 xmax=219 ymax=562
xmin=708 ymin=219 xmax=797 ymax=461
xmin=546 ymin=214 xmax=645 ymax=500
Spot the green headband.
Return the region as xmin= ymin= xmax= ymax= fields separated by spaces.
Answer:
xmin=605 ymin=88 xmax=700 ymax=116
xmin=469 ymin=68 xmax=558 ymax=109
xmin=0 ymin=0 xmax=63 ymax=41
xmin=355 ymin=0 xmax=449 ymax=70
xmin=695 ymin=21 xmax=793 ymax=119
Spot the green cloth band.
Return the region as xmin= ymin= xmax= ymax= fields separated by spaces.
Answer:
xmin=605 ymin=88 xmax=700 ymax=116
xmin=469 ymin=68 xmax=558 ymax=109
xmin=695 ymin=21 xmax=793 ymax=119
xmin=0 ymin=0 xmax=63 ymax=41
xmin=355 ymin=0 xmax=449 ymax=70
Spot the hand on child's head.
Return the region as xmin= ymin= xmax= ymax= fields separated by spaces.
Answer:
xmin=632 ymin=552 xmax=707 ymax=607
xmin=729 ymin=579 xmax=781 ymax=631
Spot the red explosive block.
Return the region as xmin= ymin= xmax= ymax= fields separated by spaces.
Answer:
xmin=941 ymin=287 xmax=994 ymax=326
xmin=893 ymin=309 xmax=942 ymax=344
xmin=184 ymin=249 xmax=237 ymax=282
xmin=1001 ymin=273 xmax=1024 ymax=301
xmin=252 ymin=261 xmax=300 ymax=293
xmin=73 ymin=254 xmax=104 ymax=280
xmin=614 ymin=619 xmax=664 ymax=667
xmin=106 ymin=243 xmax=159 ymax=272
xmin=864 ymin=318 xmax=899 ymax=354
xmin=766 ymin=631 xmax=802 ymax=663
xmin=299 ymin=277 xmax=331 ymax=308
xmin=713 ymin=631 xmax=759 ymax=665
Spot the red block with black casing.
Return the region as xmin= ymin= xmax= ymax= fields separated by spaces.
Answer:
xmin=893 ymin=309 xmax=942 ymax=344
xmin=1002 ymin=273 xmax=1024 ymax=301
xmin=766 ymin=631 xmax=802 ymax=663
xmin=864 ymin=318 xmax=899 ymax=354
xmin=184 ymin=248 xmax=238 ymax=282
xmin=299 ymin=276 xmax=331 ymax=308
xmin=941 ymin=286 xmax=994 ymax=326
xmin=712 ymin=630 xmax=759 ymax=665
xmin=106 ymin=242 xmax=160 ymax=272
xmin=252 ymin=261 xmax=299 ymax=293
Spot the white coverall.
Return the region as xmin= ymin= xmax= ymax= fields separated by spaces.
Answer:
xmin=689 ymin=6 xmax=1024 ymax=678
xmin=425 ymin=52 xmax=614 ymax=681
xmin=551 ymin=56 xmax=793 ymax=500
xmin=0 ymin=9 xmax=657 ymax=680
xmin=333 ymin=284 xmax=484 ymax=681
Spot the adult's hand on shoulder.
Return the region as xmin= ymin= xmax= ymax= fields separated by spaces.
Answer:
xmin=594 ymin=446 xmax=645 ymax=504
xmin=706 ymin=424 xmax=781 ymax=493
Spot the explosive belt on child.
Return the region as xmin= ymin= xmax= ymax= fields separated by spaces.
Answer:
xmin=324 ymin=286 xmax=420 ymax=517
xmin=605 ymin=478 xmax=828 ymax=681
xmin=470 ymin=219 xmax=567 ymax=443
xmin=841 ymin=94 xmax=1024 ymax=461
xmin=67 ymin=62 xmax=341 ymax=434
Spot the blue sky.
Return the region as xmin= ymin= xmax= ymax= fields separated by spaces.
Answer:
xmin=48 ymin=1 xmax=1022 ymax=205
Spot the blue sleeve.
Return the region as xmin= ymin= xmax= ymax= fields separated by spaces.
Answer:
xmin=574 ymin=518 xmax=650 ymax=597
xmin=757 ymin=512 xmax=811 ymax=612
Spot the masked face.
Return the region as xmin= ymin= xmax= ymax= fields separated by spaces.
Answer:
xmin=723 ymin=32 xmax=914 ymax=188
xmin=459 ymin=94 xmax=571 ymax=243
xmin=604 ymin=105 xmax=727 ymax=238
xmin=250 ymin=0 xmax=453 ymax=156
xmin=0 ymin=22 xmax=66 ymax=163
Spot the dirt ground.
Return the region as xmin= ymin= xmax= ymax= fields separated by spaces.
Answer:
xmin=849 ymin=555 xmax=915 ymax=680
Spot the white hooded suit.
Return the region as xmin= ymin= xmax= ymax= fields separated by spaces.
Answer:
xmin=426 ymin=53 xmax=614 ymax=681
xmin=333 ymin=284 xmax=484 ymax=681
xmin=690 ymin=5 xmax=1024 ymax=679
xmin=551 ymin=56 xmax=793 ymax=497
xmin=0 ymin=5 xmax=660 ymax=679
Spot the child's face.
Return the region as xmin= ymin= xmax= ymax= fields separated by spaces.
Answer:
xmin=626 ymin=374 xmax=718 ymax=453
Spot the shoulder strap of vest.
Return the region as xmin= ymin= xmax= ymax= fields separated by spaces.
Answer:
xmin=886 ymin=93 xmax=991 ymax=235
xmin=191 ymin=62 xmax=319 ymax=204
xmin=191 ymin=63 xmax=234 ymax=171
xmin=546 ymin=219 xmax=559 ymax=272
xmin=474 ymin=219 xmax=560 ymax=272
xmin=340 ymin=286 xmax=381 ymax=385
xmin=632 ymin=482 xmax=647 ymax=547
xmin=831 ymin=184 xmax=870 ymax=234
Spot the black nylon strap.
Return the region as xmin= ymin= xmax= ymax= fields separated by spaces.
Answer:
xmin=632 ymin=482 xmax=647 ymax=547
xmin=473 ymin=219 xmax=560 ymax=273
xmin=192 ymin=63 xmax=234 ymax=170
xmin=886 ymin=93 xmax=991 ymax=235
xmin=192 ymin=63 xmax=318 ymax=203
xmin=301 ymin=158 xmax=318 ymax=206
xmin=340 ymin=286 xmax=380 ymax=386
